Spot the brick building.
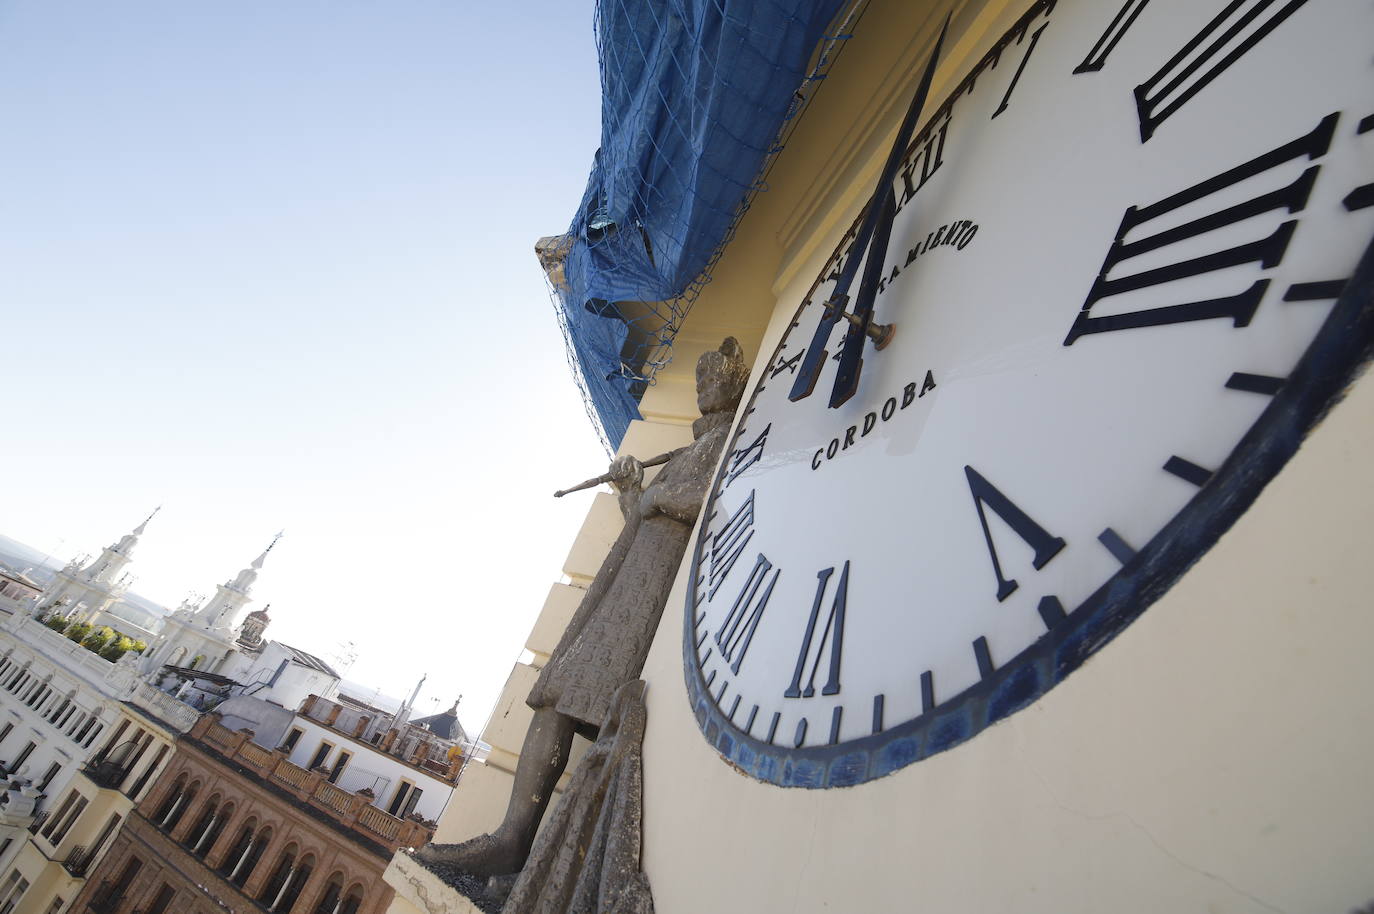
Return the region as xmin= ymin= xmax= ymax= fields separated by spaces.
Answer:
xmin=69 ymin=712 xmax=436 ymax=914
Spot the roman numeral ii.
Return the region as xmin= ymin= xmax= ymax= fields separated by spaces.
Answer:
xmin=785 ymin=561 xmax=850 ymax=698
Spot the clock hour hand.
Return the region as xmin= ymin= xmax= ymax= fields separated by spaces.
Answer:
xmin=830 ymin=14 xmax=950 ymax=408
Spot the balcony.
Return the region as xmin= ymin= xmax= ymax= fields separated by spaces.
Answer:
xmin=83 ymin=760 xmax=131 ymax=791
xmin=190 ymin=715 xmax=433 ymax=852
xmin=63 ymin=844 xmax=96 ymax=877
xmin=297 ymin=694 xmax=468 ymax=782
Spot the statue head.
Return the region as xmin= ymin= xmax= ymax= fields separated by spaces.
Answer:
xmin=696 ymin=337 xmax=749 ymax=416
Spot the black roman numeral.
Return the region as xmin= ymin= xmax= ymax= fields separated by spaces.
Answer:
xmin=724 ymin=423 xmax=770 ymax=489
xmin=991 ymin=15 xmax=1051 ymax=120
xmin=965 ymin=466 xmax=1065 ymax=602
xmin=715 ymin=554 xmax=779 ymax=674
xmin=769 ymin=348 xmax=804 ymax=378
xmin=709 ymin=490 xmax=755 ymax=598
xmin=784 ymin=561 xmax=850 ymax=698
xmin=1073 ymin=0 xmax=1152 ymax=74
xmin=1064 ymin=113 xmax=1335 ymax=346
xmin=1135 ymin=0 xmax=1311 ymax=142
xmin=894 ymin=111 xmax=950 ymax=216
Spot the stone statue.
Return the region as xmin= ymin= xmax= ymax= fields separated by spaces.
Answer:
xmin=414 ymin=338 xmax=749 ymax=889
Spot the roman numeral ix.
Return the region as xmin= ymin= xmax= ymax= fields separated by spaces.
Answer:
xmin=723 ymin=423 xmax=770 ymax=489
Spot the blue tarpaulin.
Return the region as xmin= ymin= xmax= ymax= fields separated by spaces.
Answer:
xmin=548 ymin=0 xmax=851 ymax=449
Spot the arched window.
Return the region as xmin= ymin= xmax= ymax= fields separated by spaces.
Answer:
xmin=339 ymin=884 xmax=365 ymax=914
xmin=258 ymin=843 xmax=297 ymax=907
xmin=277 ymin=853 xmax=315 ymax=912
xmin=196 ymin=801 xmax=233 ymax=859
xmin=163 ymin=781 xmax=198 ymax=832
xmin=233 ymin=825 xmax=271 ymax=888
xmin=311 ymin=873 xmax=345 ymax=914
xmin=184 ymin=795 xmax=219 ymax=849
xmin=152 ymin=774 xmax=187 ymax=825
xmin=218 ymin=820 xmax=256 ymax=878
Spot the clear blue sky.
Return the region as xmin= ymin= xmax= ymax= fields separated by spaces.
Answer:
xmin=0 ymin=1 xmax=610 ymax=732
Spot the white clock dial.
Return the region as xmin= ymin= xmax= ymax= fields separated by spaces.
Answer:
xmin=684 ymin=0 xmax=1374 ymax=787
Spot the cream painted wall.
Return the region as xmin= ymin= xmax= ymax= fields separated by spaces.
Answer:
xmin=636 ymin=352 xmax=1374 ymax=914
xmin=624 ymin=0 xmax=1374 ymax=909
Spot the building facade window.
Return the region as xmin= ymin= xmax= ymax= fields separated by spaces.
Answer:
xmin=0 ymin=871 xmax=28 ymax=914
xmin=40 ymin=790 xmax=80 ymax=840
xmin=258 ymin=845 xmax=297 ymax=906
xmin=231 ymin=826 xmax=271 ymax=887
xmin=92 ymin=856 xmax=142 ymax=911
xmin=281 ymin=728 xmax=303 ymax=752
xmin=37 ymin=761 xmax=60 ymax=792
xmin=388 ymin=780 xmax=414 ymax=816
xmin=85 ymin=813 xmax=122 ymax=868
xmin=327 ymin=751 xmax=351 ymax=784
xmin=307 ymin=741 xmax=332 ymax=771
xmin=146 ymin=884 xmax=176 ymax=914
xmin=47 ymin=794 xmax=87 ymax=847
xmin=126 ymin=744 xmax=167 ymax=800
xmin=9 ymin=741 xmax=35 ymax=773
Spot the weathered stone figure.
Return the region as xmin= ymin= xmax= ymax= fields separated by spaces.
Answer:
xmin=415 ymin=337 xmax=749 ymax=886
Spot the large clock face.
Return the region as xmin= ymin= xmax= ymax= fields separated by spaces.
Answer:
xmin=683 ymin=0 xmax=1374 ymax=787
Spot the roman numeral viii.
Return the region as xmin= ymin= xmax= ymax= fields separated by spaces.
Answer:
xmin=709 ymin=490 xmax=755 ymax=598
xmin=785 ymin=561 xmax=850 ymax=698
xmin=715 ymin=554 xmax=779 ymax=675
xmin=965 ymin=467 xmax=1065 ymax=601
xmin=1064 ymin=113 xmax=1335 ymax=346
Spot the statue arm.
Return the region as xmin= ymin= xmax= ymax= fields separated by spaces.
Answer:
xmin=642 ymin=434 xmax=726 ymax=524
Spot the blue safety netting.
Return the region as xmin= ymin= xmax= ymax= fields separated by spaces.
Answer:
xmin=542 ymin=0 xmax=854 ymax=451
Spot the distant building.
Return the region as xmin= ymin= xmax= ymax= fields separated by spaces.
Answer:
xmin=0 ymin=519 xmax=480 ymax=913
xmin=0 ymin=569 xmax=41 ymax=617
xmin=67 ymin=698 xmax=466 ymax=914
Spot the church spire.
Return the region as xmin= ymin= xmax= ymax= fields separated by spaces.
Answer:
xmin=394 ymin=673 xmax=427 ymax=728
xmin=251 ymin=530 xmax=283 ymax=570
xmin=110 ymin=505 xmax=160 ymax=558
xmin=192 ymin=532 xmax=281 ymax=632
xmin=133 ymin=505 xmax=161 ymax=536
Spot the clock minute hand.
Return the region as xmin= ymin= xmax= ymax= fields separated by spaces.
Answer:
xmin=830 ymin=13 xmax=951 ymax=409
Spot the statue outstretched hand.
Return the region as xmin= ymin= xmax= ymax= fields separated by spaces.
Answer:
xmin=608 ymin=455 xmax=645 ymax=517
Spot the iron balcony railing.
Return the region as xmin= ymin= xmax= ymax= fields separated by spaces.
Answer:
xmin=63 ymin=844 xmax=95 ymax=877
xmin=83 ymin=760 xmax=132 ymax=790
